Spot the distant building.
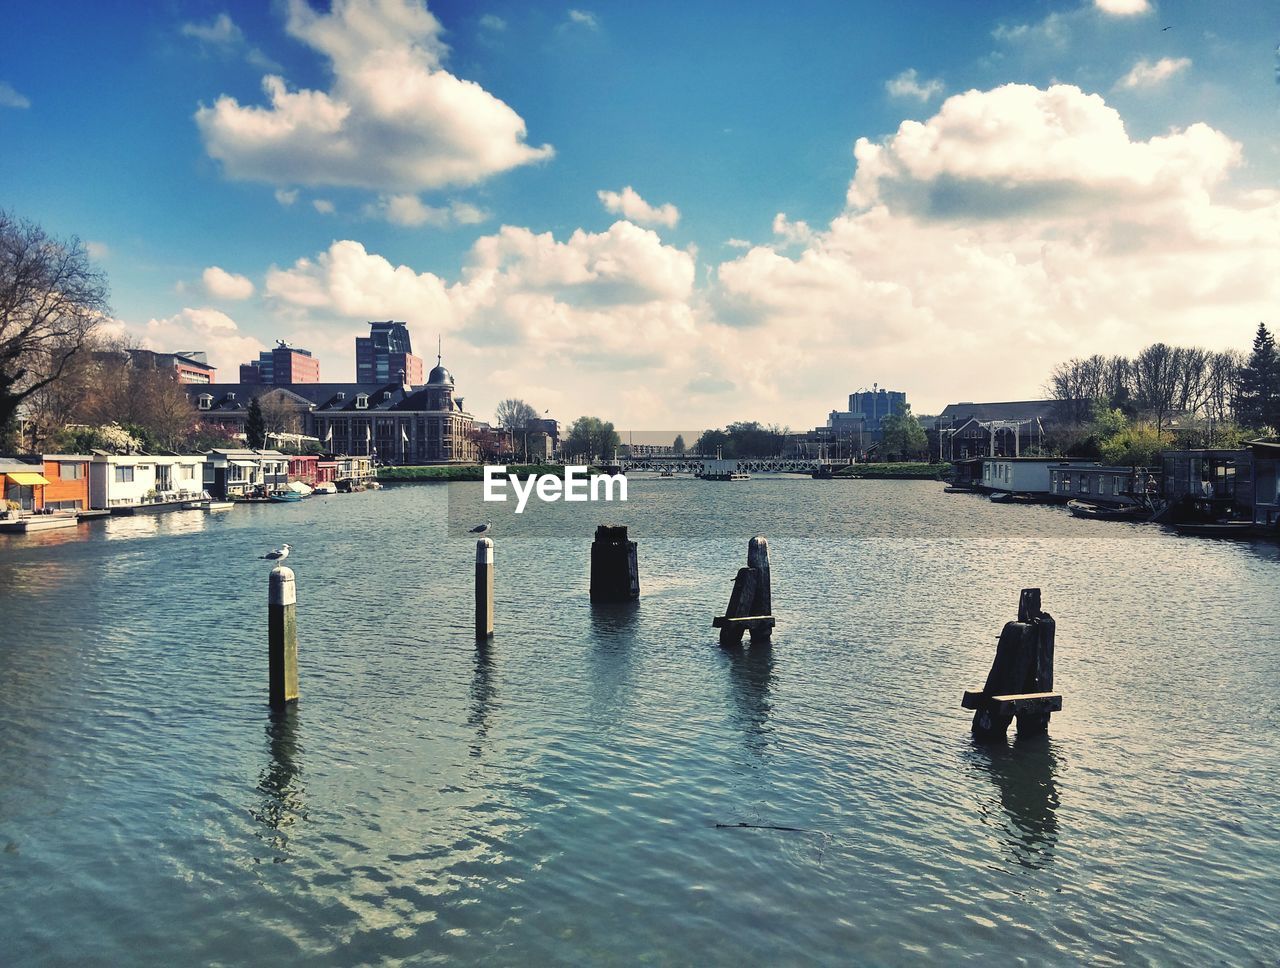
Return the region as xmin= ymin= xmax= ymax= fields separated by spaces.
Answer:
xmin=848 ymin=387 xmax=907 ymax=432
xmin=188 ymin=352 xmax=477 ymax=465
xmin=107 ymin=348 xmax=217 ymax=384
xmin=240 ymin=341 xmax=321 ymax=385
xmin=935 ymin=400 xmax=1063 ymax=460
xmin=356 ymin=321 xmax=424 ymax=385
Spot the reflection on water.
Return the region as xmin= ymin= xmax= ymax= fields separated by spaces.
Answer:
xmin=722 ymin=642 xmax=774 ymax=756
xmin=967 ymin=733 xmax=1061 ymax=869
xmin=252 ymin=706 xmax=306 ymax=861
xmin=469 ymin=641 xmax=496 ymax=758
xmin=102 ymin=510 xmax=207 ymax=542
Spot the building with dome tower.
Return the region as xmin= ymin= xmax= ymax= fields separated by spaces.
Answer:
xmin=185 ymin=339 xmax=478 ymax=465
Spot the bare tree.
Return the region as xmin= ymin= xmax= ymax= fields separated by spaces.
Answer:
xmin=495 ymin=397 xmax=538 ymax=430
xmin=1131 ymin=343 xmax=1180 ymax=433
xmin=0 ymin=212 xmax=109 ymax=432
xmin=257 ymin=391 xmax=303 ymax=442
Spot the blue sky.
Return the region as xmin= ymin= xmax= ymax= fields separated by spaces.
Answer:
xmin=3 ymin=0 xmax=1278 ymax=429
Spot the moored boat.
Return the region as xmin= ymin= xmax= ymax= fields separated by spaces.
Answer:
xmin=0 ymin=513 xmax=79 ymax=533
xmin=269 ymin=490 xmax=305 ymax=503
xmin=1170 ymin=520 xmax=1257 ymax=538
xmin=1067 ymin=499 xmax=1148 ymax=521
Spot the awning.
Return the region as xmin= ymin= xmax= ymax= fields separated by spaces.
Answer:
xmin=5 ymin=472 xmax=50 ymax=486
xmin=230 ymin=460 xmax=257 ymax=468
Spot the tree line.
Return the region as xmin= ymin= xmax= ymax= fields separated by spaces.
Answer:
xmin=1047 ymin=326 xmax=1278 ymax=434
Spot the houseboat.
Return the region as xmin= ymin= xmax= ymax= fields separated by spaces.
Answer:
xmin=88 ymin=453 xmax=206 ymax=514
xmin=980 ymin=458 xmax=1097 ymax=502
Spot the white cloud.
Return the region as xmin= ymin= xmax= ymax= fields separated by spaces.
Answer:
xmin=135 ymin=308 xmax=266 ymax=376
xmin=86 ymin=241 xmax=110 ymax=260
xmin=771 ymin=213 xmax=813 ymax=245
xmin=274 ymin=188 xmax=299 ymax=206
xmin=369 ymin=194 xmax=488 ymax=227
xmin=847 ymin=84 xmax=1239 ymax=218
xmin=1118 ymin=57 xmax=1191 ymax=89
xmin=1094 ymin=0 xmax=1150 ymax=14
xmin=597 ymin=186 xmax=680 ymax=228
xmin=885 ymin=68 xmax=944 ymax=102
xmin=265 ymin=221 xmax=695 ymax=366
xmin=0 ymin=81 xmax=30 ymax=109
xmin=313 ymin=198 xmax=336 ymax=214
xmin=181 ymin=12 xmax=279 ymax=70
xmin=725 ymin=238 xmax=752 ymax=249
xmin=714 ymin=83 xmax=1280 ymax=417
xmin=479 ymin=14 xmax=506 ymax=31
xmin=195 ymin=0 xmax=553 ymax=193
xmin=202 ymin=266 xmax=255 ymax=300
xmin=567 ymin=9 xmax=599 ymax=30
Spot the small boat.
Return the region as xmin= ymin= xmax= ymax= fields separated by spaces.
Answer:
xmin=944 ymin=485 xmax=977 ymax=494
xmin=659 ymin=469 xmax=675 ymax=478
xmin=704 ymin=472 xmax=750 ymax=481
xmin=206 ymin=501 xmax=234 ymax=511
xmin=1170 ymin=520 xmax=1257 ymax=538
xmin=1068 ymin=500 xmax=1148 ymax=521
xmin=312 ymin=482 xmax=337 ymax=495
xmin=269 ymin=491 xmax=305 ymax=503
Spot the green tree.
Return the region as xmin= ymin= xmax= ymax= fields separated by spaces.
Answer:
xmin=672 ymin=434 xmax=686 ymax=455
xmin=879 ymin=409 xmax=928 ymax=460
xmin=1236 ymin=323 xmax=1278 ymax=431
xmin=566 ymin=416 xmax=620 ymax=460
xmin=245 ymin=396 xmax=267 ymax=449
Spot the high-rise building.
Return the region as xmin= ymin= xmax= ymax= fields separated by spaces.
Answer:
xmin=239 ymin=342 xmax=320 ymax=385
xmin=356 ymin=321 xmax=424 ymax=385
xmin=110 ymin=348 xmax=217 ymax=384
xmin=848 ymin=386 xmax=907 ymax=432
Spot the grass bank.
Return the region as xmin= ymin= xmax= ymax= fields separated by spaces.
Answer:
xmin=834 ymin=462 xmax=950 ymax=480
xmin=378 ymin=464 xmax=581 ymax=482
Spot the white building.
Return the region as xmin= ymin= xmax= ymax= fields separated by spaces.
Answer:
xmin=88 ymin=454 xmax=206 ymax=509
xmin=981 ymin=457 xmax=1097 ymax=496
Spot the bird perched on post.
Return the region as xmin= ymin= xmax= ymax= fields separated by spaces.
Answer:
xmin=260 ymin=544 xmax=291 ymax=561
xmin=469 ymin=522 xmax=492 ymax=535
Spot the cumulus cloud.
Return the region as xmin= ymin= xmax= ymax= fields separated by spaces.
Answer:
xmin=1118 ymin=56 xmax=1191 ymax=89
xmin=885 ymin=68 xmax=944 ymax=102
xmin=567 ymin=9 xmax=599 ymax=30
xmin=136 ymin=308 xmax=266 ymax=376
xmin=274 ymin=188 xmax=299 ymax=206
xmin=714 ymin=83 xmax=1280 ymax=417
xmin=369 ymin=194 xmax=488 ymax=227
xmin=313 ymin=198 xmax=336 ymax=214
xmin=597 ymin=186 xmax=680 ymax=228
xmin=0 ymin=81 xmax=30 ymax=109
xmin=1094 ymin=0 xmax=1150 ymax=14
xmin=771 ymin=213 xmax=813 ymax=245
xmin=725 ymin=238 xmax=752 ymax=249
xmin=846 ymin=83 xmax=1239 ymax=218
xmin=265 ymin=220 xmax=696 ymax=365
xmin=203 ymin=266 xmax=255 ymax=300
xmin=195 ymin=0 xmax=553 ymax=193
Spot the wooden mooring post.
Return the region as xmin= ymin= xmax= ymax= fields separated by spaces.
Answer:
xmin=476 ymin=537 xmax=495 ymax=640
xmin=589 ymin=525 xmax=639 ymax=603
xmin=268 ymin=565 xmax=299 ymax=707
xmin=961 ymin=587 xmax=1060 ymax=737
xmin=713 ymin=535 xmax=775 ymax=647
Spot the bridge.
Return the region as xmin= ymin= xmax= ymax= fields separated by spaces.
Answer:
xmin=616 ymin=456 xmax=848 ymax=474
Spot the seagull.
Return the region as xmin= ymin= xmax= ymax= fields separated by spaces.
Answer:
xmin=469 ymin=522 xmax=492 ymax=535
xmin=260 ymin=543 xmax=291 ymax=561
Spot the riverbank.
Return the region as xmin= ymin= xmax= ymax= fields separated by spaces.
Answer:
xmin=835 ymin=461 xmax=950 ymax=480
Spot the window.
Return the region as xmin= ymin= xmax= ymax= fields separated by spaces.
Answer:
xmin=356 ymin=394 xmax=369 ymax=409
xmin=383 ymin=391 xmax=392 ymax=401
xmin=59 ymin=462 xmax=84 ymax=480
xmin=1080 ymin=475 xmax=1090 ymax=494
xmin=114 ymin=466 xmax=135 ymax=483
xmin=198 ymin=394 xmax=212 ymax=410
xmin=179 ymin=464 xmax=195 ymax=479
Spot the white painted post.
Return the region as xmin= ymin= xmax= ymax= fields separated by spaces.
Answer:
xmin=476 ymin=538 xmax=494 ymax=640
xmin=269 ymin=566 xmax=299 ymax=706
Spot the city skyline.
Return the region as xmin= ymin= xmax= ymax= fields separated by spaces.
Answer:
xmin=2 ymin=0 xmax=1278 ymax=427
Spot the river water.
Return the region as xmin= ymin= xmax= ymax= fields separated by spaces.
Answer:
xmin=1 ymin=478 xmax=1277 ymax=965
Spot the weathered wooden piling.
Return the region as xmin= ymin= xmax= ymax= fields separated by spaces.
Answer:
xmin=268 ymin=565 xmax=299 ymax=707
xmin=475 ymin=537 xmax=495 ymax=640
xmin=962 ymin=588 xmax=1061 ymax=737
xmin=589 ymin=525 xmax=640 ymax=602
xmin=713 ymin=535 xmax=776 ymax=646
